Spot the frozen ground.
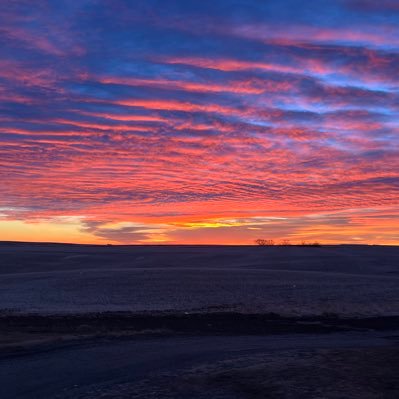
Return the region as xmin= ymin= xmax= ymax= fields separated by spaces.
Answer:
xmin=0 ymin=242 xmax=398 ymax=316
xmin=1 ymin=243 xmax=399 ymax=399
xmin=2 ymin=332 xmax=399 ymax=399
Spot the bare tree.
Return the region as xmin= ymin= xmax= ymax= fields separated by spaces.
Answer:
xmin=300 ymin=240 xmax=321 ymax=247
xmin=280 ymin=239 xmax=291 ymax=246
xmin=255 ymin=239 xmax=275 ymax=246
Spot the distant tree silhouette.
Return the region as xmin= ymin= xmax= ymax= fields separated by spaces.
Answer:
xmin=256 ymin=239 xmax=321 ymax=246
xmin=255 ymin=239 xmax=274 ymax=246
xmin=300 ymin=241 xmax=321 ymax=247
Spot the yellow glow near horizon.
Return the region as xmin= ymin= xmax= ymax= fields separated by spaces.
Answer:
xmin=0 ymin=220 xmax=104 ymax=244
xmin=0 ymin=207 xmax=398 ymax=245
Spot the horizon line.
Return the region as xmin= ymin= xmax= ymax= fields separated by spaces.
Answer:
xmin=1 ymin=240 xmax=397 ymax=247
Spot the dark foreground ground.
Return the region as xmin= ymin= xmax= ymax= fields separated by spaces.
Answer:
xmin=1 ymin=243 xmax=399 ymax=398
xmin=3 ymin=332 xmax=399 ymax=399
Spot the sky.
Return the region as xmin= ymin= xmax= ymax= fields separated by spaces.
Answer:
xmin=0 ymin=0 xmax=398 ymax=245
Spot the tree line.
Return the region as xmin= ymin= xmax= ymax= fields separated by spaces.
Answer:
xmin=255 ymin=239 xmax=321 ymax=247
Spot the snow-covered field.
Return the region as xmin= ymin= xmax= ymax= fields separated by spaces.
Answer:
xmin=1 ymin=243 xmax=398 ymax=316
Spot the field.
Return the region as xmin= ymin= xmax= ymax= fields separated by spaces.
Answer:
xmin=1 ymin=243 xmax=399 ymax=398
xmin=1 ymin=242 xmax=399 ymax=316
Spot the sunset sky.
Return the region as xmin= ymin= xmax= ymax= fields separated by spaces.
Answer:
xmin=1 ymin=0 xmax=398 ymax=245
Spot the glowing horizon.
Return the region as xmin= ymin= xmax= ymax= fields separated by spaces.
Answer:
xmin=1 ymin=1 xmax=398 ymax=245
